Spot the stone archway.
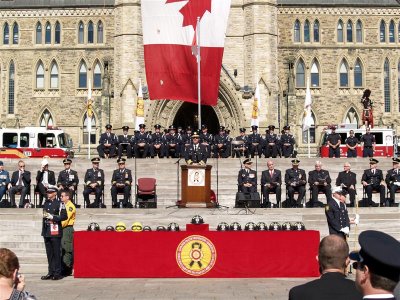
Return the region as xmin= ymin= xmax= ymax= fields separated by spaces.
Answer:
xmin=145 ymin=74 xmax=246 ymax=136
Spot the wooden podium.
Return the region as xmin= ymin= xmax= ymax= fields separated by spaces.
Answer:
xmin=178 ymin=164 xmax=214 ymax=208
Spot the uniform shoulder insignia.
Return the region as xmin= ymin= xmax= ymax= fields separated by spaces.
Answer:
xmin=325 ymin=205 xmax=329 ymax=212
xmin=69 ymin=207 xmax=73 ymax=212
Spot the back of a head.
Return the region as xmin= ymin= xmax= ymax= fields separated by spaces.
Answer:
xmin=0 ymin=248 xmax=19 ymax=279
xmin=318 ymin=235 xmax=349 ymax=271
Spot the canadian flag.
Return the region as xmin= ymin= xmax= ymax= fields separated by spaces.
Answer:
xmin=141 ymin=0 xmax=231 ymax=106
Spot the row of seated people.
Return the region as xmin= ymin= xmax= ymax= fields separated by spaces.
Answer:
xmin=97 ymin=123 xmax=296 ymax=159
xmin=237 ymin=157 xmax=400 ymax=208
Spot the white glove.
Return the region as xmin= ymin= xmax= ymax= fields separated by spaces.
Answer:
xmin=45 ymin=214 xmax=54 ymax=220
xmin=354 ymin=214 xmax=360 ymax=225
xmin=340 ymin=226 xmax=350 ymax=235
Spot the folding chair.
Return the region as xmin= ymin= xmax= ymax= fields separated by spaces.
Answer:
xmin=135 ymin=178 xmax=157 ymax=208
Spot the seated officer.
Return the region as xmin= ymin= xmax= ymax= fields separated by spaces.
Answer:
xmin=213 ymin=126 xmax=230 ymax=158
xmin=238 ymin=159 xmax=257 ymax=193
xmin=264 ymin=125 xmax=279 ymax=158
xmin=97 ymin=124 xmax=118 ymax=158
xmin=280 ymin=126 xmax=295 ymax=158
xmin=308 ymin=161 xmax=332 ymax=207
xmin=150 ymin=124 xmax=165 ymax=158
xmin=0 ymin=161 xmax=10 ymax=204
xmin=111 ymin=158 xmax=132 ymax=208
xmin=385 ymin=157 xmax=400 ymax=207
xmin=57 ymin=158 xmax=79 ymax=204
xmin=285 ymin=159 xmax=307 ymax=208
xmin=247 ymin=125 xmax=262 ymax=158
xmin=83 ymin=157 xmax=105 ymax=208
xmin=133 ymin=124 xmax=150 ymax=158
xmin=232 ymin=128 xmax=248 ymax=158
xmin=184 ymin=132 xmax=207 ymax=165
xmin=199 ymin=124 xmax=213 ymax=157
xmin=118 ymin=126 xmax=132 ymax=159
xmin=165 ymin=125 xmax=180 ymax=158
xmin=261 ymin=160 xmax=281 ymax=207
xmin=361 ymin=158 xmax=385 ymax=207
xmin=180 ymin=126 xmax=193 ymax=155
xmin=35 ymin=159 xmax=56 ymax=208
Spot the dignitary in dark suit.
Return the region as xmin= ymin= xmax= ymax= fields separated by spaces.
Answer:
xmin=117 ymin=126 xmax=132 ymax=159
xmin=0 ymin=161 xmax=10 ymax=203
xmin=184 ymin=132 xmax=208 ymax=165
xmin=83 ymin=157 xmax=105 ymax=208
xmin=326 ymin=126 xmax=341 ymax=158
xmin=57 ymin=158 xmax=79 ymax=202
xmin=111 ymin=158 xmax=132 ymax=208
xmin=345 ymin=130 xmax=359 ymax=158
xmin=285 ymin=159 xmax=307 ymax=207
xmin=238 ymin=159 xmax=257 ymax=193
xmin=289 ymin=235 xmax=362 ymax=300
xmin=350 ymin=230 xmax=400 ymax=300
xmin=97 ymin=124 xmax=118 ymax=158
xmin=336 ymin=162 xmax=357 ymax=207
xmin=361 ymin=158 xmax=385 ymax=207
xmin=385 ymin=157 xmax=400 ymax=207
xmin=41 ymin=187 xmax=67 ymax=281
xmin=308 ymin=161 xmax=332 ymax=207
xmin=35 ymin=159 xmax=56 ymax=208
xmin=261 ymin=160 xmax=281 ymax=207
xmin=9 ymin=160 xmax=31 ymax=208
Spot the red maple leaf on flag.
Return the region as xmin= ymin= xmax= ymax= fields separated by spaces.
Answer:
xmin=166 ymin=0 xmax=212 ymax=30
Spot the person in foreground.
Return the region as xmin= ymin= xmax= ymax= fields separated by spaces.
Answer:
xmin=289 ymin=234 xmax=362 ymax=300
xmin=0 ymin=248 xmax=37 ymax=300
xmin=350 ymin=230 xmax=400 ymax=300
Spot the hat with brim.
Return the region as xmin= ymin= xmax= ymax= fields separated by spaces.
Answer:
xmin=369 ymin=158 xmax=379 ymax=164
xmin=392 ymin=157 xmax=400 ymax=164
xmin=243 ymin=159 xmax=253 ymax=165
xmin=349 ymin=230 xmax=400 ymax=282
xmin=46 ymin=187 xmax=58 ymax=193
xmin=192 ymin=132 xmax=200 ymax=138
xmin=291 ymin=159 xmax=300 ymax=165
xmin=117 ymin=158 xmax=126 ymax=164
xmin=332 ymin=186 xmax=346 ymax=196
xmin=91 ymin=157 xmax=101 ymax=163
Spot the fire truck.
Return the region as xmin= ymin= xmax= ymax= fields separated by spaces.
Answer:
xmin=0 ymin=127 xmax=74 ymax=158
xmin=319 ymin=126 xmax=396 ymax=158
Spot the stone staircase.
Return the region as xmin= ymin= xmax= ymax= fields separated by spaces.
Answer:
xmin=0 ymin=157 xmax=399 ymax=275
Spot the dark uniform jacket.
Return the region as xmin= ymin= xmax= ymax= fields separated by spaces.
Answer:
xmin=41 ymin=198 xmax=68 ymax=238
xmin=336 ymin=171 xmax=357 ymax=188
xmin=345 ymin=136 xmax=359 ymax=147
xmin=11 ymin=170 xmax=31 ymax=186
xmin=326 ymin=132 xmax=341 ymax=146
xmin=0 ymin=170 xmax=10 ymax=187
xmin=99 ymin=132 xmax=118 ymax=146
xmin=360 ymin=133 xmax=375 ymax=147
xmin=247 ymin=132 xmax=262 ymax=145
xmin=57 ymin=169 xmax=79 ymax=189
xmin=84 ymin=168 xmax=105 ymax=187
xmin=386 ymin=168 xmax=400 ymax=186
xmin=111 ymin=168 xmax=132 ymax=186
xmin=261 ymin=169 xmax=282 ymax=187
xmin=238 ymin=168 xmax=257 ymax=189
xmin=200 ymin=132 xmax=213 ymax=145
xmin=36 ymin=170 xmax=56 ymax=189
xmin=150 ymin=132 xmax=165 ymax=145
xmin=362 ymin=169 xmax=384 ymax=185
xmin=118 ymin=134 xmax=131 ymax=144
xmin=184 ymin=144 xmax=208 ymax=164
xmin=214 ymin=133 xmax=229 ymax=146
xmin=133 ymin=132 xmax=150 ymax=144
xmin=280 ymin=133 xmax=295 ymax=146
xmin=285 ymin=168 xmax=307 ymax=186
xmin=288 ymin=272 xmax=362 ymax=300
xmin=166 ymin=133 xmax=180 ymax=145
xmin=308 ymin=170 xmax=331 ymax=187
xmin=325 ymin=199 xmax=350 ymax=236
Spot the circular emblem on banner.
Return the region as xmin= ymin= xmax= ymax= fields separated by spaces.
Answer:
xmin=176 ymin=235 xmax=217 ymax=276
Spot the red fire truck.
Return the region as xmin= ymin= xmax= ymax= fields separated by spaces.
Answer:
xmin=319 ymin=126 xmax=396 ymax=157
xmin=0 ymin=127 xmax=74 ymax=158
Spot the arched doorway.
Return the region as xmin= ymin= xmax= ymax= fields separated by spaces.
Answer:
xmin=173 ymin=103 xmax=219 ymax=134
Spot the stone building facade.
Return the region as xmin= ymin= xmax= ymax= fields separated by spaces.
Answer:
xmin=0 ymin=0 xmax=399 ymax=154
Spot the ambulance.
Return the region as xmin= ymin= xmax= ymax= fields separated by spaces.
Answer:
xmin=319 ymin=125 xmax=396 ymax=157
xmin=0 ymin=127 xmax=74 ymax=158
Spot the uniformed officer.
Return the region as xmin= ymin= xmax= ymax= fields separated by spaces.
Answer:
xmin=280 ymin=125 xmax=295 ymax=158
xmin=184 ymin=132 xmax=208 ymax=165
xmin=200 ymin=124 xmax=213 ymax=158
xmin=325 ymin=186 xmax=358 ymax=239
xmin=117 ymin=126 xmax=132 ymax=159
xmin=336 ymin=162 xmax=357 ymax=207
xmin=165 ymin=125 xmax=180 ymax=158
xmin=60 ymin=189 xmax=75 ymax=277
xmin=0 ymin=161 xmax=10 ymax=204
xmin=360 ymin=128 xmax=375 ymax=157
xmin=264 ymin=125 xmax=279 ymax=158
xmin=97 ymin=124 xmax=118 ymax=158
xmin=133 ymin=124 xmax=150 ymax=158
xmin=361 ymin=158 xmax=385 ymax=207
xmin=213 ymin=126 xmax=230 ymax=158
xmin=261 ymin=160 xmax=281 ymax=207
xmin=285 ymin=159 xmax=307 ymax=207
xmin=180 ymin=126 xmax=193 ymax=155
xmin=111 ymin=158 xmax=132 ymax=208
xmin=238 ymin=159 xmax=257 ymax=193
xmin=232 ymin=128 xmax=248 ymax=158
xmin=57 ymin=158 xmax=79 ymax=206
xmin=385 ymin=157 xmax=400 ymax=207
xmin=327 ymin=126 xmax=341 ymax=158
xmin=247 ymin=125 xmax=263 ymax=158
xmin=35 ymin=159 xmax=56 ymax=208
xmin=345 ymin=130 xmax=359 ymax=158
xmin=41 ymin=186 xmax=67 ymax=280
xmin=308 ymin=161 xmax=332 ymax=207
xmin=83 ymin=157 xmax=105 ymax=208
xmin=150 ymin=124 xmax=165 ymax=158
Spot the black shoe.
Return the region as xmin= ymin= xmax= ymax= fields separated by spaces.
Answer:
xmin=52 ymin=275 xmax=63 ymax=280
xmin=369 ymin=202 xmax=379 ymax=207
xmin=41 ymin=274 xmax=52 ymax=280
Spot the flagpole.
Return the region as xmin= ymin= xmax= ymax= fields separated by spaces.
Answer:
xmin=88 ymin=127 xmax=91 ymax=160
xmin=196 ymin=16 xmax=201 ymax=131
xmin=307 ymin=128 xmax=310 ymax=158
